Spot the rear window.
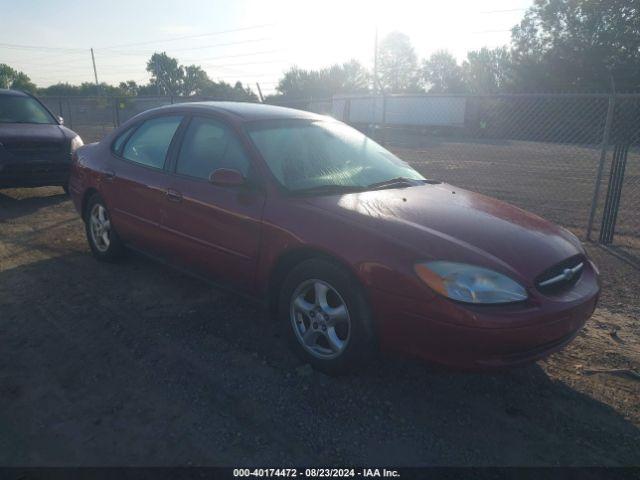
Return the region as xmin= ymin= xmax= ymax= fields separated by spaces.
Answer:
xmin=121 ymin=116 xmax=182 ymax=169
xmin=112 ymin=126 xmax=134 ymax=153
xmin=0 ymin=95 xmax=56 ymax=125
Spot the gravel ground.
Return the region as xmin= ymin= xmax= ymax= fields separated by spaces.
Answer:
xmin=0 ymin=186 xmax=639 ymax=466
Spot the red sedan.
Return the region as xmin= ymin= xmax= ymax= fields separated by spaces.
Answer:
xmin=69 ymin=102 xmax=599 ymax=374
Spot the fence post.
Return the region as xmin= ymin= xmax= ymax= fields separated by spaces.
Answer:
xmin=380 ymin=93 xmax=388 ymax=145
xmin=599 ymin=144 xmax=629 ymax=244
xmin=113 ymin=97 xmax=120 ymax=127
xmin=66 ymin=98 xmax=73 ymax=129
xmin=585 ymin=94 xmax=615 ymax=240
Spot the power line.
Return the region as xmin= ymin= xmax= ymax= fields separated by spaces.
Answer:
xmin=478 ymin=8 xmax=526 ymax=14
xmin=9 ymin=43 xmax=283 ymax=71
xmin=202 ymin=59 xmax=288 ymax=68
xmin=472 ymin=29 xmax=513 ymax=34
xmin=195 ymin=49 xmax=281 ymax=62
xmin=97 ymin=23 xmax=276 ymax=50
xmin=105 ymin=37 xmax=276 ymax=56
xmin=0 ymin=42 xmax=87 ymax=52
xmin=46 ymin=51 xmax=284 ymax=71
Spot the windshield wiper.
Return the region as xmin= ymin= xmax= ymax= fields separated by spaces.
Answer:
xmin=290 ymin=184 xmax=367 ymax=195
xmin=366 ymin=177 xmax=425 ymax=191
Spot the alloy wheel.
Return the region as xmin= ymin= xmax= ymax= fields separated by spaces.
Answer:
xmin=89 ymin=203 xmax=111 ymax=253
xmin=289 ymin=279 xmax=351 ymax=359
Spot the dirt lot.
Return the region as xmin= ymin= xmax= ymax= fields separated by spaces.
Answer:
xmin=0 ymin=182 xmax=639 ymax=466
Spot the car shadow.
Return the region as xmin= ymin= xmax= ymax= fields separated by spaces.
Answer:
xmin=0 ymin=251 xmax=638 ymax=466
xmin=0 ymin=188 xmax=68 ymax=223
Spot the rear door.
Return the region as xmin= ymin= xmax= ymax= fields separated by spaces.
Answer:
xmin=161 ymin=115 xmax=266 ymax=292
xmin=103 ymin=115 xmax=184 ymax=255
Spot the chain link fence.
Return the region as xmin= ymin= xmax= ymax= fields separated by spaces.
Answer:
xmin=39 ymin=93 xmax=639 ymax=261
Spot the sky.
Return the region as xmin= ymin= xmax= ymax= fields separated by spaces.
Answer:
xmin=0 ymin=0 xmax=532 ymax=95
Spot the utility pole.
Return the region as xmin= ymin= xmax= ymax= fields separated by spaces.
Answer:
xmin=373 ymin=27 xmax=379 ymax=94
xmin=256 ymin=82 xmax=265 ymax=103
xmin=90 ymin=48 xmax=100 ymax=95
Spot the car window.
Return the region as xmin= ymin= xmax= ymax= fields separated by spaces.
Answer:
xmin=112 ymin=126 xmax=134 ymax=153
xmin=122 ymin=116 xmax=183 ymax=169
xmin=246 ymin=120 xmax=424 ymax=191
xmin=0 ymin=95 xmax=56 ymax=124
xmin=176 ymin=117 xmax=250 ymax=180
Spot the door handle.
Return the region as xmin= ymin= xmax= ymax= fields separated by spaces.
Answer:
xmin=165 ymin=189 xmax=183 ymax=203
xmin=104 ymin=170 xmax=116 ymax=182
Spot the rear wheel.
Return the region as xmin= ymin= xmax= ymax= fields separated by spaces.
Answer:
xmin=279 ymin=258 xmax=375 ymax=375
xmin=84 ymin=193 xmax=124 ymax=262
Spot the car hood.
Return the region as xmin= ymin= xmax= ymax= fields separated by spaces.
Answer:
xmin=302 ymin=183 xmax=583 ymax=284
xmin=0 ymin=123 xmax=68 ymax=144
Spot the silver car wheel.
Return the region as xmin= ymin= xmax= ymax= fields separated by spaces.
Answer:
xmin=289 ymin=279 xmax=351 ymax=360
xmin=89 ymin=203 xmax=111 ymax=253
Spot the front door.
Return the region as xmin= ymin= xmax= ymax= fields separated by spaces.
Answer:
xmin=161 ymin=116 xmax=266 ymax=292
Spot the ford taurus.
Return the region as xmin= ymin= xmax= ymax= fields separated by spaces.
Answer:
xmin=69 ymin=102 xmax=599 ymax=374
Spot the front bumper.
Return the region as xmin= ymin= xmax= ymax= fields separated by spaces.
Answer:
xmin=0 ymin=160 xmax=70 ymax=188
xmin=370 ymin=266 xmax=600 ymax=369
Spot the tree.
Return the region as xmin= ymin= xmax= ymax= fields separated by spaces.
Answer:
xmin=117 ymin=80 xmax=140 ymax=96
xmin=377 ymin=32 xmax=420 ymax=93
xmin=462 ymin=47 xmax=513 ymax=94
xmin=183 ymin=65 xmax=210 ymax=96
xmin=0 ymin=64 xmax=37 ymax=93
xmin=38 ymin=82 xmax=80 ymax=96
xmin=276 ymin=67 xmax=320 ymax=98
xmin=201 ymin=80 xmax=258 ymax=101
xmin=511 ymin=0 xmax=640 ymax=91
xmin=421 ymin=51 xmax=467 ymax=93
xmin=323 ymin=60 xmax=370 ymax=94
xmin=276 ymin=60 xmax=370 ymax=99
xmin=146 ymin=52 xmax=184 ymax=95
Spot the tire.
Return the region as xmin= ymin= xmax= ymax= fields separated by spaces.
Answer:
xmin=84 ymin=193 xmax=124 ymax=262
xmin=279 ymin=258 xmax=376 ymax=375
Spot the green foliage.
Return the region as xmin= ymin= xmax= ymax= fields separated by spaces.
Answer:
xmin=511 ymin=0 xmax=640 ymax=91
xmin=144 ymin=52 xmax=257 ymax=100
xmin=182 ymin=65 xmax=209 ymax=96
xmin=378 ymin=32 xmax=420 ymax=93
xmin=146 ymin=52 xmax=184 ymax=95
xmin=199 ymin=80 xmax=258 ymax=101
xmin=421 ymin=51 xmax=467 ymax=93
xmin=463 ymin=47 xmax=514 ymax=94
xmin=275 ymin=60 xmax=369 ymax=99
xmin=38 ymin=81 xmax=134 ymax=97
xmin=0 ymin=64 xmax=37 ymax=93
xmin=118 ymin=80 xmax=140 ymax=97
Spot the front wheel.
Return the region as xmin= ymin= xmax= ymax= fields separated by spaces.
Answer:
xmin=84 ymin=193 xmax=124 ymax=262
xmin=279 ymin=258 xmax=376 ymax=375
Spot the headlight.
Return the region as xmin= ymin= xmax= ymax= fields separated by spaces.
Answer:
xmin=70 ymin=135 xmax=84 ymax=152
xmin=414 ymin=261 xmax=528 ymax=304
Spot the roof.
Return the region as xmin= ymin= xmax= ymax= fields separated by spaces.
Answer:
xmin=0 ymin=89 xmax=30 ymax=97
xmin=163 ymin=101 xmax=324 ymax=122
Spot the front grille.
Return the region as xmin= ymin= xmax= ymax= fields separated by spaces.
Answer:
xmin=2 ymin=163 xmax=68 ymax=174
xmin=535 ymin=255 xmax=585 ymax=295
xmin=2 ymin=141 xmax=64 ymax=155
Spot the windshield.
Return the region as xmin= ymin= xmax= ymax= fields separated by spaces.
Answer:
xmin=0 ymin=95 xmax=57 ymax=125
xmin=246 ymin=120 xmax=425 ymax=192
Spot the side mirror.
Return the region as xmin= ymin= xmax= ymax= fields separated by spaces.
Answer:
xmin=58 ymin=116 xmax=64 ymax=125
xmin=209 ymin=168 xmax=246 ymax=187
